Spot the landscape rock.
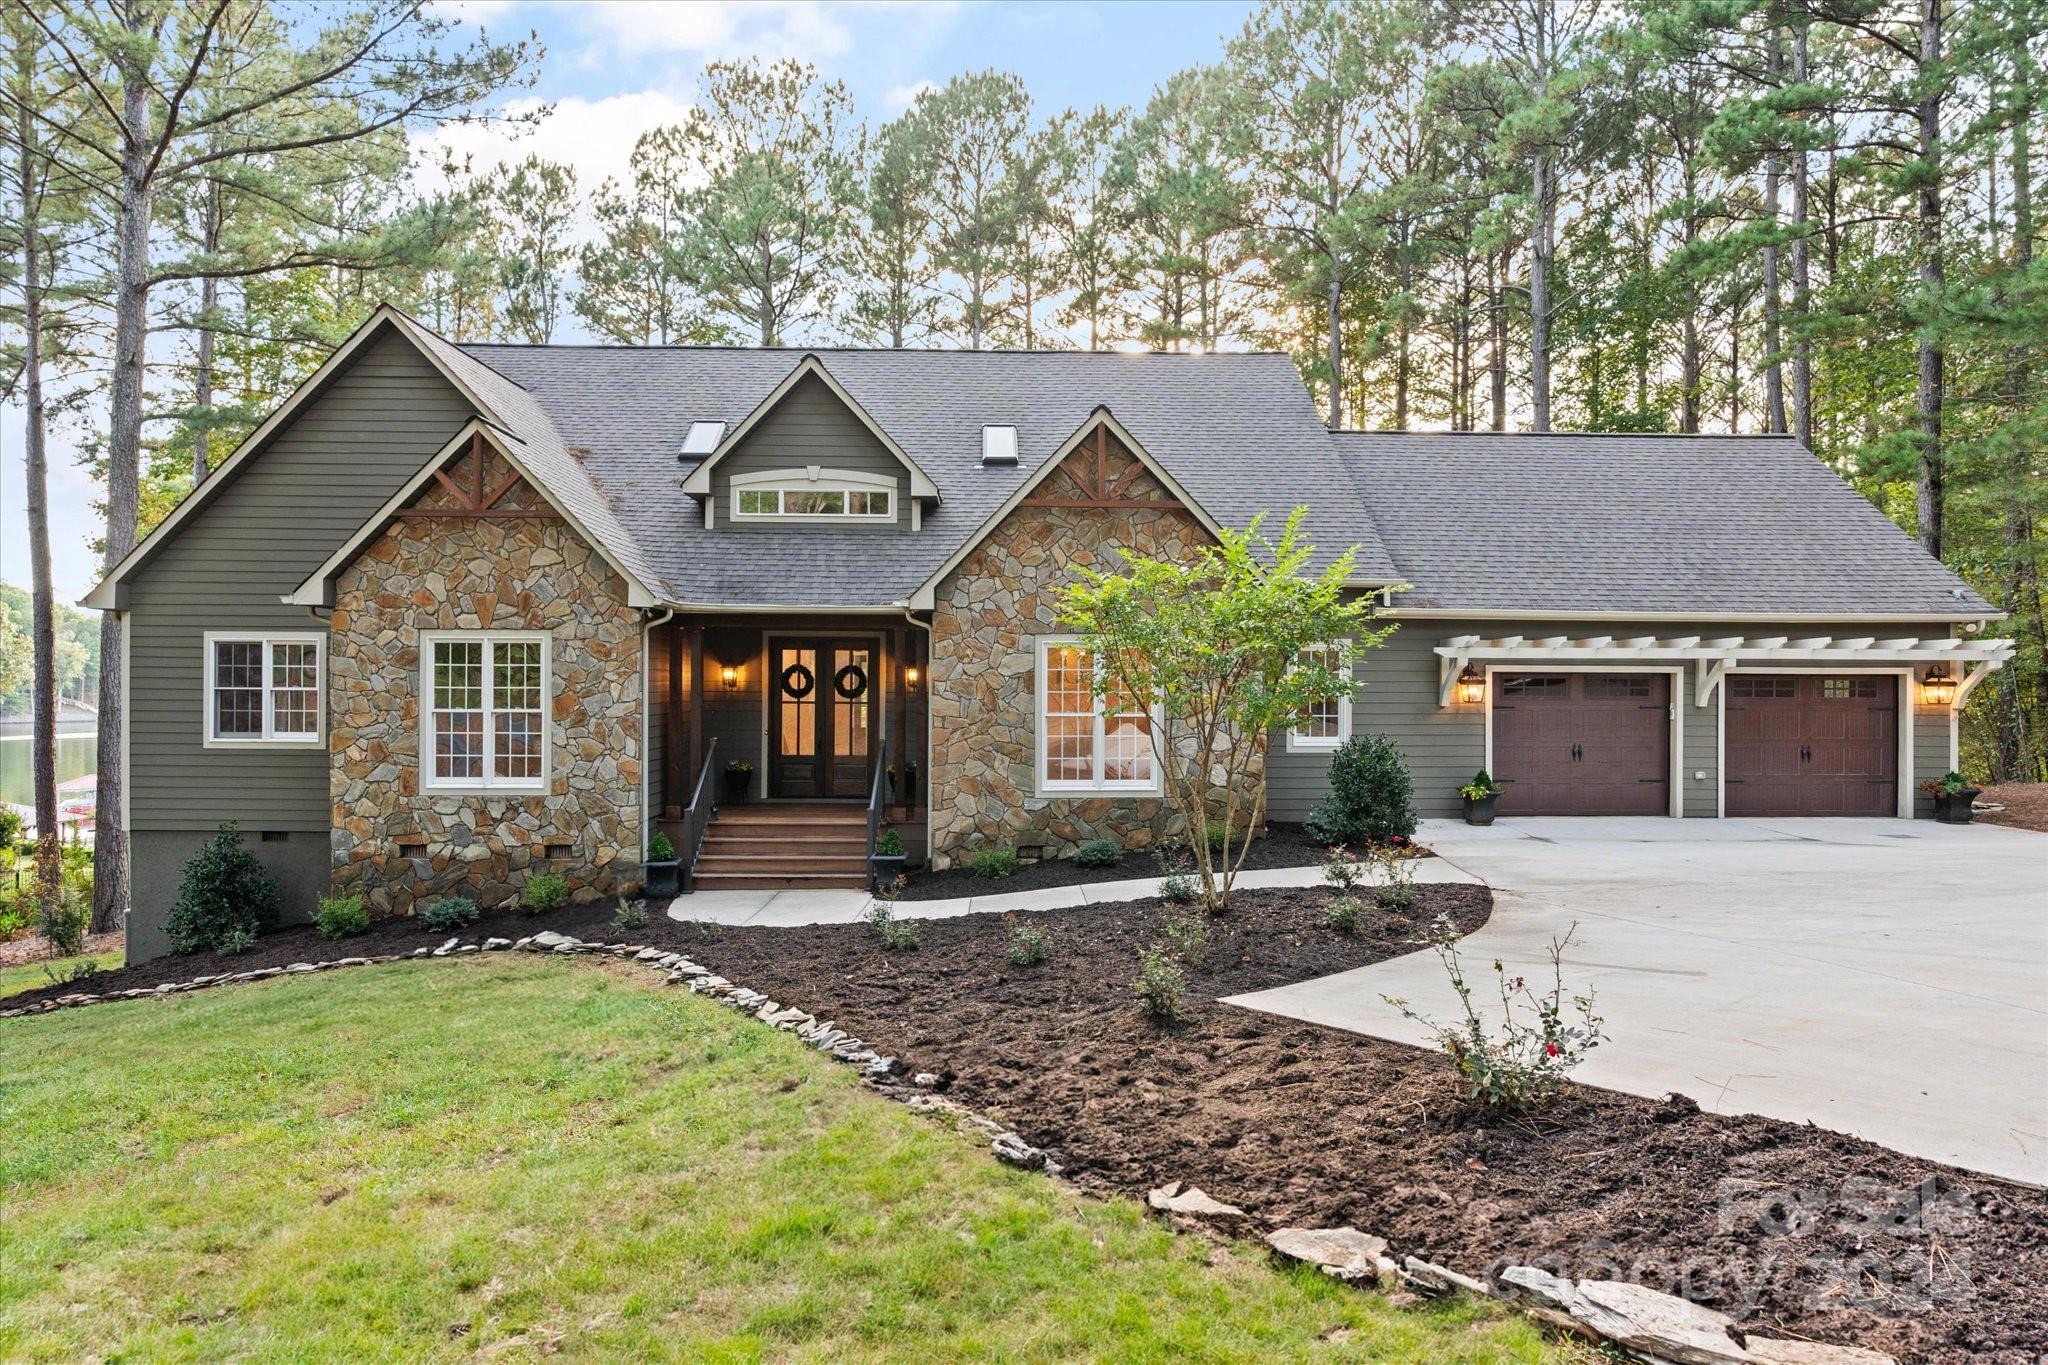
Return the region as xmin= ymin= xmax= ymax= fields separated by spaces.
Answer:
xmin=1567 ymin=1280 xmax=1748 ymax=1365
xmin=1496 ymin=1265 xmax=1577 ymax=1311
xmin=1746 ymin=1340 xmax=1895 ymax=1365
xmin=483 ymin=938 xmax=511 ymax=950
xmin=530 ymin=931 xmax=570 ymax=949
xmin=1146 ymin=1181 xmax=1245 ymax=1218
xmin=1267 ymin=1228 xmax=1396 ymax=1285
xmin=990 ymin=1133 xmax=1046 ymax=1169
xmin=1400 ymin=1257 xmax=1488 ymax=1298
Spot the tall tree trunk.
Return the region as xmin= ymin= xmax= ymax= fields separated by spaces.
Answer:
xmin=1914 ymin=0 xmax=1945 ymax=556
xmin=1761 ymin=29 xmax=1788 ymax=434
xmin=1325 ymin=265 xmax=1344 ymax=429
xmin=1489 ymin=246 xmax=1508 ymax=430
xmin=1529 ymin=150 xmax=1553 ymax=431
xmin=1790 ymin=21 xmax=1814 ymax=447
xmin=93 ymin=35 xmax=152 ymax=936
xmin=2006 ymin=46 xmax=2046 ymax=778
xmin=13 ymin=55 xmax=62 ymax=929
xmin=192 ymin=175 xmax=221 ymax=480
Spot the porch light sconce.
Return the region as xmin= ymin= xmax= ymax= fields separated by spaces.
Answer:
xmin=719 ymin=662 xmax=740 ymax=691
xmin=1921 ymin=663 xmax=1956 ymax=707
xmin=904 ymin=663 xmax=921 ymax=690
xmin=1455 ymin=665 xmax=1486 ymax=706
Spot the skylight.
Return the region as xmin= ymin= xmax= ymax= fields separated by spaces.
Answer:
xmin=681 ymin=421 xmax=726 ymax=457
xmin=982 ymin=425 xmax=1018 ymax=465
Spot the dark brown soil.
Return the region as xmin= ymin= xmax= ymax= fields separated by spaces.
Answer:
xmin=1975 ymin=782 xmax=2048 ymax=834
xmin=672 ymin=888 xmax=2048 ymax=1364
xmin=895 ymin=821 xmax=1397 ymax=900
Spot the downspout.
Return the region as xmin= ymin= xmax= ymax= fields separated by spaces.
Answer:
xmin=898 ymin=603 xmax=934 ymax=865
xmin=641 ymin=606 xmax=675 ymax=876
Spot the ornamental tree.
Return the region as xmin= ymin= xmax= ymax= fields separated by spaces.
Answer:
xmin=1057 ymin=509 xmax=1395 ymax=910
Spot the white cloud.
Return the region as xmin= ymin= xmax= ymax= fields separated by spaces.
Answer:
xmin=575 ymin=1 xmax=858 ymax=65
xmin=883 ymin=79 xmax=935 ymax=114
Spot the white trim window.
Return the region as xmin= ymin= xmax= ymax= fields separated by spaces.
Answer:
xmin=203 ymin=632 xmax=323 ymax=746
xmin=730 ymin=466 xmax=896 ymax=522
xmin=1286 ymin=641 xmax=1353 ymax=752
xmin=1036 ymin=637 xmax=1160 ymax=795
xmin=422 ymin=632 xmax=549 ymax=792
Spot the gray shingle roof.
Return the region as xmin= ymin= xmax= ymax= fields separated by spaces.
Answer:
xmin=456 ymin=344 xmax=1400 ymax=607
xmin=1334 ymin=431 xmax=1994 ymax=617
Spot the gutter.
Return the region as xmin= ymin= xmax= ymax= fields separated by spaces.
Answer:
xmin=639 ymin=606 xmax=675 ymax=868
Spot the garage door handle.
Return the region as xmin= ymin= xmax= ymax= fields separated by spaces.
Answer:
xmin=1570 ymin=743 xmax=1582 ymax=762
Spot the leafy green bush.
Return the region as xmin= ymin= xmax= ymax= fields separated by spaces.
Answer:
xmin=40 ymin=892 xmax=88 ymax=957
xmin=166 ymin=823 xmax=279 ymax=955
xmin=0 ymin=808 xmax=22 ymax=846
xmin=1069 ymin=837 xmax=1121 ymax=868
xmin=1004 ymin=913 xmax=1051 ymax=966
xmin=865 ymin=898 xmax=920 ymax=950
xmin=1325 ymin=895 xmax=1365 ymax=934
xmin=1131 ymin=946 xmax=1187 ymax=1022
xmin=1458 ymin=769 xmax=1502 ymax=801
xmin=420 ymin=896 xmax=479 ymax=931
xmin=963 ymin=844 xmax=1018 ymax=879
xmin=1157 ymin=872 xmax=1198 ymax=904
xmin=646 ymin=831 xmax=676 ymax=862
xmin=215 ymin=926 xmax=256 ymax=956
xmin=613 ymin=898 xmax=649 ymax=931
xmin=1162 ymin=908 xmax=1210 ymax=970
xmin=314 ymin=895 xmax=369 ymax=940
xmin=1322 ymin=845 xmax=1369 ymax=894
xmin=875 ymin=825 xmax=905 ymax=856
xmin=1305 ymin=734 xmax=1417 ymax=847
xmin=1370 ymin=846 xmax=1419 ymax=911
xmin=521 ymin=873 xmax=571 ymax=915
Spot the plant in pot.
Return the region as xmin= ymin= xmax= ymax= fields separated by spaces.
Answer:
xmin=722 ymin=760 xmax=753 ymax=804
xmin=643 ymin=831 xmax=680 ymax=898
xmin=1920 ymin=771 xmax=1981 ymax=824
xmin=1458 ymin=770 xmax=1503 ymax=826
xmin=871 ymin=825 xmax=908 ymax=885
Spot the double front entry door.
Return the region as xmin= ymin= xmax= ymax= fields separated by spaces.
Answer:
xmin=767 ymin=639 xmax=877 ymax=799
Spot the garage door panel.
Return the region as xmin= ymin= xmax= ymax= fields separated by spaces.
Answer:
xmin=1494 ymin=673 xmax=1670 ymax=817
xmin=1726 ymin=674 xmax=1896 ymax=817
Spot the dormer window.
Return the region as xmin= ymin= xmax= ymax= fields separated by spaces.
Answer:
xmin=730 ymin=467 xmax=897 ymax=523
xmin=681 ymin=421 xmax=726 ymax=457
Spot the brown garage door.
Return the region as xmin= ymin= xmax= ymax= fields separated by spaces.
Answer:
xmin=1725 ymin=674 xmax=1897 ymax=816
xmin=1492 ymin=673 xmax=1670 ymax=816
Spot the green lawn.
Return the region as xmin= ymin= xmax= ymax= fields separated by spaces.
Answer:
xmin=0 ymin=955 xmax=1572 ymax=1362
xmin=0 ymin=948 xmax=124 ymax=1002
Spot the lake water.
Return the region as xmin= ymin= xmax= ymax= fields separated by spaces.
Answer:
xmin=0 ymin=728 xmax=97 ymax=809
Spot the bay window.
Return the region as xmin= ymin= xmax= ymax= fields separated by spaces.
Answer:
xmin=1036 ymin=637 xmax=1159 ymax=794
xmin=422 ymin=632 xmax=548 ymax=792
xmin=203 ymin=633 xmax=322 ymax=745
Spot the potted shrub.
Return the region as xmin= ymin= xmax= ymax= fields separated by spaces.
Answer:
xmin=644 ymin=831 xmax=680 ymax=897
xmin=1921 ymin=771 xmax=1981 ymax=825
xmin=871 ymin=825 xmax=908 ymax=884
xmin=1458 ymin=769 xmax=1502 ymax=826
xmin=722 ymin=760 xmax=754 ymax=804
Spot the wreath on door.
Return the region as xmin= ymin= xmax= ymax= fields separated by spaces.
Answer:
xmin=779 ymin=663 xmax=815 ymax=699
xmin=833 ymin=663 xmax=868 ymax=699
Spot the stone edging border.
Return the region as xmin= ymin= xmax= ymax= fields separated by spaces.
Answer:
xmin=0 ymin=929 xmax=1894 ymax=1363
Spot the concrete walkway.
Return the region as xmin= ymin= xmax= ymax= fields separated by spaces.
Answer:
xmin=1227 ymin=817 xmax=2048 ymax=1185
xmin=665 ymin=857 xmax=1482 ymax=928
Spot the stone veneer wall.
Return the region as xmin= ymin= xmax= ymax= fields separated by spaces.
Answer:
xmin=927 ymin=445 xmax=1262 ymax=867
xmin=329 ymin=504 xmax=643 ymax=915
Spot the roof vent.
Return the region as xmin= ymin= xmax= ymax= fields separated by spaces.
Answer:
xmin=981 ymin=425 xmax=1018 ymax=466
xmin=681 ymin=421 xmax=726 ymax=458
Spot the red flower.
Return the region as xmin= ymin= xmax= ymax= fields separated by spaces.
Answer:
xmin=1544 ymin=1042 xmax=1561 ymax=1057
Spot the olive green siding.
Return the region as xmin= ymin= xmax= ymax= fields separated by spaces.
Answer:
xmin=709 ymin=373 xmax=915 ymax=531
xmin=1265 ymin=618 xmax=1959 ymax=822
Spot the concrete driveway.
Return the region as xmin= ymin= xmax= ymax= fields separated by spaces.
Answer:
xmin=1226 ymin=817 xmax=2048 ymax=1184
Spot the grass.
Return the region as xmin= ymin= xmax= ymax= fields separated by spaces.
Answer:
xmin=0 ymin=948 xmax=125 ymax=1002
xmin=0 ymin=954 xmax=1575 ymax=1362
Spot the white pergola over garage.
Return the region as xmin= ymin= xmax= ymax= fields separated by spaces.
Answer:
xmin=1435 ymin=633 xmax=2014 ymax=711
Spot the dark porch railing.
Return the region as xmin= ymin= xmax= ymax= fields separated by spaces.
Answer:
xmin=678 ymin=735 xmax=719 ymax=893
xmin=865 ymin=736 xmax=889 ymax=890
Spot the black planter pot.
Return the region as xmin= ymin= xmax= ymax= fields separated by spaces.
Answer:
xmin=1932 ymin=789 xmax=1980 ymax=824
xmin=1462 ymin=793 xmax=1498 ymax=826
xmin=722 ymin=770 xmax=752 ymax=804
xmin=643 ymin=858 xmax=680 ymax=898
xmin=870 ymin=853 xmax=908 ymax=887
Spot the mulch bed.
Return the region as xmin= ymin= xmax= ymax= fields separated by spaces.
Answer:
xmin=11 ymin=884 xmax=2044 ymax=1360
xmin=1974 ymin=782 xmax=2048 ymax=834
xmin=0 ymin=928 xmax=121 ymax=970
xmin=894 ymin=821 xmax=1386 ymax=901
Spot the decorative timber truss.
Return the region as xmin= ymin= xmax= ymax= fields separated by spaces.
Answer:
xmin=1020 ymin=424 xmax=1182 ymax=512
xmin=403 ymin=431 xmax=559 ymax=521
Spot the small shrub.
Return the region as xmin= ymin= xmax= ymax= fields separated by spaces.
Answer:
xmin=875 ymin=825 xmax=905 ymax=857
xmin=1384 ymin=917 xmax=1605 ymax=1114
xmin=1132 ymin=946 xmax=1187 ymax=1022
xmin=1325 ymin=894 xmax=1365 ymax=934
xmin=0 ymin=808 xmax=22 ymax=846
xmin=314 ymin=895 xmax=369 ymax=940
xmin=1305 ymin=734 xmax=1418 ymax=847
xmin=216 ymin=926 xmax=256 ymax=956
xmin=420 ymin=896 xmax=480 ymax=931
xmin=1369 ymin=845 xmax=1420 ymax=911
xmin=1068 ymin=837 xmax=1121 ymax=869
xmin=42 ymin=956 xmax=100 ymax=989
xmin=612 ymin=898 xmax=649 ymax=931
xmin=1322 ymin=845 xmax=1369 ymax=894
xmin=1154 ymin=846 xmax=1198 ymax=903
xmin=522 ymin=873 xmax=570 ymax=915
xmin=1162 ymin=907 xmax=1210 ymax=970
xmin=1458 ymin=769 xmax=1501 ymax=801
xmin=865 ymin=896 xmax=920 ymax=950
xmin=166 ymin=822 xmax=279 ymax=955
xmin=963 ymin=844 xmax=1018 ymax=880
xmin=1004 ymin=913 xmax=1051 ymax=966
xmin=39 ymin=892 xmax=88 ymax=958
xmin=646 ymin=831 xmax=676 ymax=862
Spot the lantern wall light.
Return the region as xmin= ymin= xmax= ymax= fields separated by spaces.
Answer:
xmin=719 ymin=662 xmax=740 ymax=691
xmin=1921 ymin=663 xmax=1956 ymax=706
xmin=904 ymin=663 xmax=921 ymax=690
xmin=1455 ymin=665 xmax=1486 ymax=705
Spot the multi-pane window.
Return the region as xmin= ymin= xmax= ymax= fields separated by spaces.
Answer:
xmin=424 ymin=633 xmax=547 ymax=791
xmin=731 ymin=471 xmax=895 ymax=521
xmin=205 ymin=634 xmax=322 ymax=744
xmin=1287 ymin=642 xmax=1352 ymax=751
xmin=1037 ymin=638 xmax=1157 ymax=793
xmin=1822 ymin=677 xmax=1879 ymax=700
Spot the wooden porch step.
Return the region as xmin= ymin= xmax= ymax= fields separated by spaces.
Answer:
xmin=713 ymin=807 xmax=866 ymax=827
xmin=697 ymin=851 xmax=869 ymax=872
xmin=693 ymin=872 xmax=869 ymax=890
xmin=702 ymin=834 xmax=869 ymax=853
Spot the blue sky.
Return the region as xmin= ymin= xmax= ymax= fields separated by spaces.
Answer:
xmin=2 ymin=0 xmax=1258 ymax=604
